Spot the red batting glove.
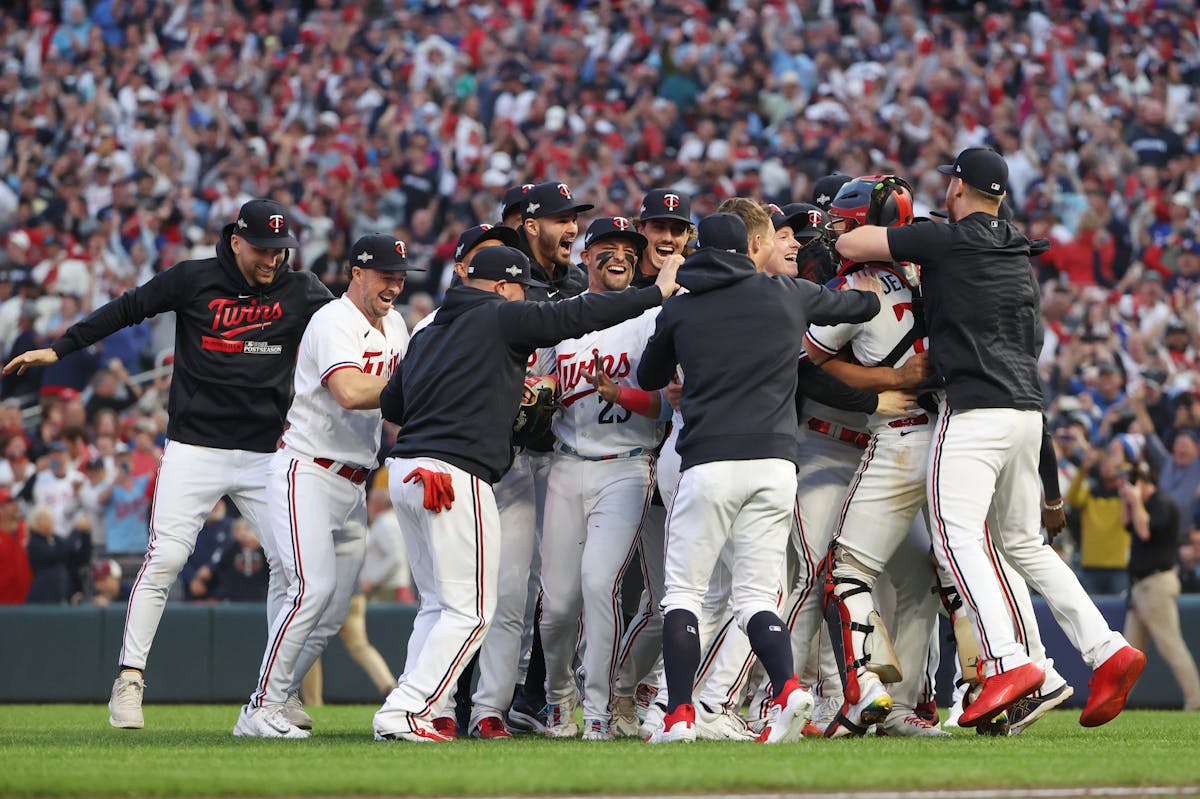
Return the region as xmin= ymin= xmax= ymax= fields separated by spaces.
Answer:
xmin=404 ymin=468 xmax=455 ymax=512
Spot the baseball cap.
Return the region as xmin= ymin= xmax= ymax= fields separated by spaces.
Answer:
xmin=232 ymin=198 xmax=300 ymax=248
xmin=770 ymin=202 xmax=825 ymax=240
xmin=520 ymin=181 xmax=594 ymax=220
xmin=454 ymin=224 xmax=520 ymax=262
xmin=639 ymin=189 xmax=692 ymax=224
xmin=812 ymin=174 xmax=852 ymax=210
xmin=501 ymin=184 xmax=535 ymax=219
xmin=349 ymin=234 xmax=426 ymax=271
xmin=465 ymin=246 xmax=548 ymax=288
xmin=583 ymin=217 xmax=648 ymax=252
xmin=696 ymin=213 xmax=748 ymax=254
xmin=937 ymin=147 xmax=1008 ymax=196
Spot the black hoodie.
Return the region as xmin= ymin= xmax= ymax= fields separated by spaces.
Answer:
xmin=52 ymin=225 xmax=332 ymax=452
xmin=638 ymin=248 xmax=880 ymax=471
xmin=381 ymin=283 xmax=664 ymax=484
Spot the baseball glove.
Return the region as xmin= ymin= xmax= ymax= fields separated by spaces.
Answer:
xmin=512 ymin=374 xmax=559 ymax=447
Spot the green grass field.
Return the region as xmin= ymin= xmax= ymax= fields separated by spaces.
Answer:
xmin=0 ymin=705 xmax=1197 ymax=797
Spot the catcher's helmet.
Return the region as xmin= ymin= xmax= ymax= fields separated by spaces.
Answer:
xmin=827 ymin=175 xmax=915 ymax=277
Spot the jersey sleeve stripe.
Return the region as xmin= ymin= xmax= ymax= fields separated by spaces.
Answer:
xmin=804 ymin=331 xmax=839 ymax=356
xmin=320 ymin=362 xmax=363 ymax=385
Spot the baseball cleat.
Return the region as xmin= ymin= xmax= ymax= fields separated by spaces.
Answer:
xmin=581 ymin=718 xmax=612 ymax=741
xmin=639 ymin=701 xmax=666 ymax=740
xmin=758 ymin=677 xmax=814 ymax=744
xmin=646 ymin=703 xmax=697 ymax=744
xmin=470 ymin=716 xmax=511 ymax=739
xmin=374 ymin=716 xmax=453 ymax=743
xmin=1007 ymin=683 xmax=1074 ymax=736
xmin=634 ymin=682 xmax=658 ymax=720
xmin=696 ymin=702 xmax=756 ymax=741
xmin=1080 ymin=646 xmax=1146 ymax=728
xmin=825 ymin=678 xmax=892 ymax=738
xmin=432 ymin=716 xmax=458 ymax=740
xmin=914 ymin=699 xmax=938 ymax=724
xmin=108 ymin=671 xmax=145 ymax=729
xmin=283 ymin=692 xmax=313 ymax=731
xmin=544 ymin=703 xmax=579 ymax=738
xmin=611 ymin=696 xmax=640 ymax=737
xmin=959 ymin=663 xmax=1044 ymax=728
xmin=801 ymin=721 xmax=825 ymax=737
xmin=506 ymin=694 xmax=547 ymax=733
xmin=233 ymin=704 xmax=310 ymax=739
xmin=878 ymin=706 xmax=951 ymax=737
xmin=812 ymin=693 xmax=846 ymax=737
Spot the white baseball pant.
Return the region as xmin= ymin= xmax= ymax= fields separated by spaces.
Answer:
xmin=374 ymin=458 xmax=499 ymax=734
xmin=540 ymin=452 xmax=653 ymax=720
xmin=119 ymin=440 xmax=285 ymax=671
xmin=250 ymin=451 xmax=368 ymax=707
xmin=928 ymin=404 xmax=1127 ymax=677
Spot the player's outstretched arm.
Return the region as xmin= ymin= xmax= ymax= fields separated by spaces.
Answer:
xmin=3 ymin=348 xmax=59 ymax=376
xmin=326 ymin=369 xmax=388 ymax=411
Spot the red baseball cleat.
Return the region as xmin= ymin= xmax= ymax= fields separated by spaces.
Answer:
xmin=471 ymin=716 xmax=512 ymax=739
xmin=1080 ymin=646 xmax=1146 ymax=728
xmin=432 ymin=716 xmax=458 ymax=740
xmin=959 ymin=663 xmax=1044 ymax=728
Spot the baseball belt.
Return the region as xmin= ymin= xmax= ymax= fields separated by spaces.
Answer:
xmin=807 ymin=417 xmax=870 ymax=450
xmin=557 ymin=443 xmax=646 ymax=462
xmin=313 ymin=457 xmax=370 ymax=484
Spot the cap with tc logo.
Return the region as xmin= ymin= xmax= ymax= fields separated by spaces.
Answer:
xmin=233 ymin=199 xmax=299 ymax=248
xmin=455 ymin=224 xmax=521 ymax=263
xmin=937 ymin=147 xmax=1008 ymax=196
xmin=349 ymin=234 xmax=426 ymax=271
xmin=502 ymin=184 xmax=536 ymax=219
xmin=520 ymin=181 xmax=594 ymax=220
xmin=583 ymin=217 xmax=648 ymax=251
xmin=465 ymin=246 xmax=548 ymax=287
xmin=769 ymin=202 xmax=825 ymax=240
xmin=639 ymin=188 xmax=692 ymax=224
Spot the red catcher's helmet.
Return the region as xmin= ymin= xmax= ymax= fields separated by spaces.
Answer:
xmin=827 ymin=175 xmax=915 ymax=277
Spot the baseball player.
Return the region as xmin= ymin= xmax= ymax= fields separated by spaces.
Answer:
xmin=539 ymin=217 xmax=672 ymax=740
xmin=611 ymin=189 xmax=696 ymax=730
xmin=3 ymin=199 xmax=331 ymax=730
xmin=638 ymin=213 xmax=882 ymax=744
xmin=233 ymin=234 xmax=415 ymax=738
xmin=836 ymin=147 xmax=1144 ymax=728
xmin=372 ymin=245 xmax=678 ymax=742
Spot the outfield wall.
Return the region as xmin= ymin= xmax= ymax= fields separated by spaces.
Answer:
xmin=2 ymin=598 xmax=1198 ymax=707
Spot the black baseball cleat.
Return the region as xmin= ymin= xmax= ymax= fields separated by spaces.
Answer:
xmin=1006 ymin=683 xmax=1075 ymax=736
xmin=506 ymin=693 xmax=548 ymax=733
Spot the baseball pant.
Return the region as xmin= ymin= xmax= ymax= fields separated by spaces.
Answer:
xmin=540 ymin=453 xmax=653 ymax=720
xmin=119 ymin=440 xmax=284 ymax=671
xmin=374 ymin=458 xmax=499 ymax=734
xmin=929 ymin=403 xmax=1127 ymax=677
xmin=466 ymin=451 xmax=537 ymax=725
xmin=300 ymin=593 xmax=395 ymax=704
xmin=516 ymin=451 xmax=553 ymax=687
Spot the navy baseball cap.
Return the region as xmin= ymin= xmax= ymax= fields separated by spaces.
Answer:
xmin=938 ymin=147 xmax=1008 ymax=196
xmin=454 ymin=224 xmax=520 ymax=262
xmin=350 ymin=234 xmax=425 ymax=271
xmin=520 ymin=181 xmax=594 ymax=220
xmin=465 ymin=246 xmax=548 ymax=287
xmin=233 ymin=199 xmax=299 ymax=248
xmin=583 ymin=217 xmax=648 ymax=252
xmin=812 ymin=174 xmax=851 ymax=210
xmin=639 ymin=188 xmax=692 ymax=224
xmin=770 ymin=202 xmax=825 ymax=240
xmin=501 ymin=184 xmax=535 ymax=219
xmin=697 ymin=213 xmax=748 ymax=254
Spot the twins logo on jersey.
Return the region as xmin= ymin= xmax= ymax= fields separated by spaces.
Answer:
xmin=363 ymin=349 xmax=401 ymax=378
xmin=558 ymin=350 xmax=632 ymax=408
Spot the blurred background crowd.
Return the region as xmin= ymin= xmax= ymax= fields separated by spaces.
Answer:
xmin=0 ymin=0 xmax=1199 ymax=610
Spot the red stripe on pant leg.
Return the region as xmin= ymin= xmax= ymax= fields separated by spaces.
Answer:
xmin=929 ymin=405 xmax=997 ymax=663
xmin=421 ymin=475 xmax=488 ymax=712
xmin=788 ymin=495 xmax=821 ymax=631
xmin=119 ymin=462 xmax=168 ymax=668
xmin=984 ymin=522 xmax=1028 ymax=650
xmin=605 ymin=465 xmax=653 ymax=713
xmin=254 ymin=458 xmax=306 ymax=707
xmin=833 ymin=435 xmax=878 ymax=542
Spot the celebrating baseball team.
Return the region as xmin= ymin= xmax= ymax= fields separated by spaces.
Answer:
xmin=3 ymin=144 xmax=1149 ymax=744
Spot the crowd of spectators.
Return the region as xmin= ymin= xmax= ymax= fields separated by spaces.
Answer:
xmin=0 ymin=0 xmax=1199 ymax=607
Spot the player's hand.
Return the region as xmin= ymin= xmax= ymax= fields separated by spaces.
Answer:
xmin=581 ymin=352 xmax=619 ymax=402
xmin=404 ymin=468 xmax=455 ymax=512
xmin=1042 ymin=504 xmax=1066 ymax=541
xmin=664 ymin=375 xmax=683 ymax=411
xmin=654 ymin=253 xmax=683 ymax=299
xmin=3 ymin=348 xmax=59 ymax=376
xmin=894 ymin=352 xmax=930 ymax=389
xmin=875 ymin=390 xmax=918 ymax=417
xmin=854 ymin=271 xmax=883 ymax=296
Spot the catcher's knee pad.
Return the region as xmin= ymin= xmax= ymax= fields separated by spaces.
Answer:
xmin=937 ymin=580 xmax=982 ymax=687
xmin=822 ymin=548 xmax=902 ymax=704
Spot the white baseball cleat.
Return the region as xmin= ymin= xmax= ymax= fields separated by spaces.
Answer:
xmin=758 ymin=677 xmax=814 ymax=744
xmin=544 ymin=703 xmax=579 ymax=738
xmin=233 ymin=704 xmax=310 ymax=739
xmin=108 ymin=672 xmax=145 ymax=729
xmin=878 ymin=706 xmax=952 ymax=737
xmin=696 ymin=703 xmax=756 ymax=741
xmin=610 ymin=696 xmax=640 ymax=738
xmin=646 ymin=703 xmax=697 ymax=744
xmin=580 ymin=718 xmax=612 ymax=741
xmin=283 ymin=692 xmax=313 ymax=731
xmin=374 ymin=715 xmax=452 ymax=743
xmin=639 ymin=701 xmax=666 ymax=740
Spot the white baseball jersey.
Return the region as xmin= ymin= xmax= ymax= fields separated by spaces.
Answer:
xmin=546 ymin=303 xmax=663 ymax=457
xmin=805 ymin=267 xmax=927 ymax=430
xmin=281 ymin=295 xmax=410 ymax=468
